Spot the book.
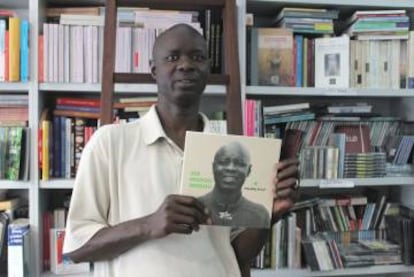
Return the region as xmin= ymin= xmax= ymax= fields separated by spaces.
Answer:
xmin=249 ymin=28 xmax=294 ymax=86
xmin=314 ymin=35 xmax=350 ymax=88
xmin=0 ymin=198 xmax=20 ymax=211
xmin=50 ymin=228 xmax=90 ymax=274
xmin=7 ymin=218 xmax=30 ymax=277
xmin=180 ymin=131 xmax=281 ymax=228
xmin=334 ymin=125 xmax=371 ymax=153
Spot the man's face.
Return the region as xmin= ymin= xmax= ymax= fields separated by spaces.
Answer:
xmin=213 ymin=143 xmax=251 ymax=193
xmin=151 ymin=27 xmax=209 ymax=105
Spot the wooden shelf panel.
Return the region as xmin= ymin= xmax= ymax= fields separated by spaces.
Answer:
xmin=246 ymin=86 xmax=414 ymax=97
xmin=252 ymin=265 xmax=414 ymax=277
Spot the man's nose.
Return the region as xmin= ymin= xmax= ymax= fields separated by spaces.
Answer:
xmin=177 ymin=56 xmax=195 ymax=71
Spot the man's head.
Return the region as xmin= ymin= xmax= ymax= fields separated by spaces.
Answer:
xmin=150 ymin=24 xmax=210 ymax=106
xmin=212 ymin=141 xmax=252 ymax=194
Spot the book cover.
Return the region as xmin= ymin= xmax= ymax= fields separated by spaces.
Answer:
xmin=250 ymin=28 xmax=294 ymax=86
xmin=7 ymin=218 xmax=30 ymax=277
xmin=334 ymin=125 xmax=371 ymax=153
xmin=50 ymin=228 xmax=90 ymax=274
xmin=180 ymin=131 xmax=281 ymax=229
xmin=314 ymin=35 xmax=350 ymax=88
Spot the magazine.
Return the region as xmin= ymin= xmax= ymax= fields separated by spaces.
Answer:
xmin=180 ymin=131 xmax=281 ymax=229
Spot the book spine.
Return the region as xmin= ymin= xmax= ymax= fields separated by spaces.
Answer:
xmin=20 ymin=20 xmax=29 ymax=82
xmin=8 ymin=17 xmax=20 ymax=82
xmin=56 ymin=97 xmax=100 ymax=107
xmin=0 ymin=20 xmax=5 ymax=81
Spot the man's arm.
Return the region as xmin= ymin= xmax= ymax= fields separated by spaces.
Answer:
xmin=67 ymin=195 xmax=211 ymax=263
xmin=231 ymin=158 xmax=299 ymax=276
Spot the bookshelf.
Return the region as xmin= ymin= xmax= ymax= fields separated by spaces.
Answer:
xmin=1 ymin=0 xmax=413 ymax=276
xmin=246 ymin=0 xmax=414 ymax=276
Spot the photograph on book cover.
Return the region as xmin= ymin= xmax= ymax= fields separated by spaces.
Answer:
xmin=315 ymin=35 xmax=350 ymax=88
xmin=180 ymin=131 xmax=281 ymax=229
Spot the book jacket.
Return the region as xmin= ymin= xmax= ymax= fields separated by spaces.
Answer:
xmin=180 ymin=131 xmax=281 ymax=229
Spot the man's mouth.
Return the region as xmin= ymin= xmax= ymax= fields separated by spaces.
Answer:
xmin=177 ymin=79 xmax=196 ymax=84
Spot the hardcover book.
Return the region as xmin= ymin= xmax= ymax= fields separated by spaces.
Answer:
xmin=180 ymin=131 xmax=281 ymax=229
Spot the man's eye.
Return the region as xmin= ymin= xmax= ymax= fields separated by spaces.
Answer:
xmin=166 ymin=55 xmax=179 ymax=62
xmin=192 ymin=54 xmax=206 ymax=61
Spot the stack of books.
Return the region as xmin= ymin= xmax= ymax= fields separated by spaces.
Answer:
xmin=274 ymin=7 xmax=338 ymax=35
xmin=346 ymin=10 xmax=410 ymax=40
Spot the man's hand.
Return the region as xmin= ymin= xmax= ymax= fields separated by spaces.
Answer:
xmin=145 ymin=195 xmax=211 ymax=239
xmin=271 ymin=158 xmax=299 ymax=225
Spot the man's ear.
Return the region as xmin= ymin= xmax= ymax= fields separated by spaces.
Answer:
xmin=150 ymin=59 xmax=156 ymax=79
xmin=247 ymin=165 xmax=252 ymax=177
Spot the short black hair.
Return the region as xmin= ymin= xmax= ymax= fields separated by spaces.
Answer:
xmin=152 ymin=23 xmax=207 ymax=60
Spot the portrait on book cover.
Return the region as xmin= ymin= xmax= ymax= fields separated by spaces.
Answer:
xmin=180 ymin=132 xmax=281 ymax=229
xmin=324 ymin=53 xmax=340 ymax=77
xmin=257 ymin=29 xmax=294 ymax=86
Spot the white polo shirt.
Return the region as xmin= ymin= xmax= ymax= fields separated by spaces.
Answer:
xmin=63 ymin=105 xmax=241 ymax=277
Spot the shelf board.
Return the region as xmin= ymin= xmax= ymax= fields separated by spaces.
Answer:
xmin=0 ymin=82 xmax=29 ymax=92
xmin=252 ymin=265 xmax=414 ymax=277
xmin=40 ymin=179 xmax=75 ymax=189
xmin=246 ymin=86 xmax=414 ymax=97
xmin=300 ymin=177 xmax=414 ymax=188
xmin=39 ymin=177 xmax=414 ymax=190
xmin=42 ymin=272 xmax=92 ymax=277
xmin=0 ymin=180 xmax=30 ymax=189
xmin=39 ymin=83 xmax=226 ymax=95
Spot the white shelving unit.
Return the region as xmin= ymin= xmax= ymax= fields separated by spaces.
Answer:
xmin=39 ymin=83 xmax=227 ymax=95
xmin=247 ymin=87 xmax=414 ymax=98
xmin=0 ymin=181 xmax=31 ymax=190
xmin=253 ymin=265 xmax=414 ymax=277
xmin=246 ymin=1 xmax=414 ymax=277
xmin=1 ymin=0 xmax=413 ymax=276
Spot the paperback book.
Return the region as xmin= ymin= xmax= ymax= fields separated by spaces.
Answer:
xmin=314 ymin=35 xmax=350 ymax=88
xmin=180 ymin=131 xmax=281 ymax=229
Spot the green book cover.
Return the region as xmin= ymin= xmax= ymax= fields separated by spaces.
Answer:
xmin=5 ymin=127 xmax=23 ymax=181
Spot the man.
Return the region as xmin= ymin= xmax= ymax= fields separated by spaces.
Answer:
xmin=63 ymin=24 xmax=299 ymax=277
xmin=198 ymin=141 xmax=269 ymax=228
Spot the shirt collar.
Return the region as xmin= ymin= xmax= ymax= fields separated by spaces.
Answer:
xmin=141 ymin=105 xmax=211 ymax=145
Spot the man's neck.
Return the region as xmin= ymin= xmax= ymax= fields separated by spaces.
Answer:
xmin=212 ymin=188 xmax=242 ymax=205
xmin=155 ymin=102 xmax=203 ymax=149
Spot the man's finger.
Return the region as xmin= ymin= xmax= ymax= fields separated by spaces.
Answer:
xmin=170 ymin=195 xmax=209 ymax=215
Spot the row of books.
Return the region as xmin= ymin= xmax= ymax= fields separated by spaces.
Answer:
xmin=261 ymin=8 xmax=410 ymax=40
xmin=247 ymin=28 xmax=414 ymax=88
xmin=40 ymin=7 xmax=223 ymax=84
xmin=274 ymin=8 xmax=338 ymax=35
xmin=253 ymin=194 xmax=414 ymax=271
xmin=0 ymin=94 xmax=28 ymax=127
xmin=39 ymin=96 xmax=157 ymax=180
xmin=346 ymin=10 xmax=410 ymax=40
xmin=245 ymin=100 xmax=405 ymax=149
xmin=0 ymin=12 xmax=29 ymax=82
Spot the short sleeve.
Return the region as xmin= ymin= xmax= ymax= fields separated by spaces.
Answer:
xmin=63 ymin=126 xmax=112 ymax=254
xmin=230 ymin=227 xmax=246 ymax=241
